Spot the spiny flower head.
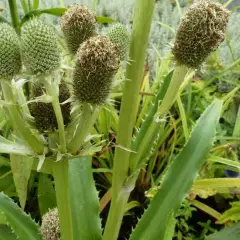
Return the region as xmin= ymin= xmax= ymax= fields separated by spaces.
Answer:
xmin=40 ymin=208 xmax=60 ymax=240
xmin=61 ymin=4 xmax=97 ymax=54
xmin=107 ymin=23 xmax=130 ymax=60
xmin=21 ymin=19 xmax=60 ymax=75
xmin=30 ymin=82 xmax=71 ymax=132
xmin=172 ymin=0 xmax=230 ymax=69
xmin=73 ymin=35 xmax=120 ymax=105
xmin=0 ymin=23 xmax=21 ymax=78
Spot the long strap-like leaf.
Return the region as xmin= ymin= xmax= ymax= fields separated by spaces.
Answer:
xmin=0 ymin=193 xmax=42 ymax=240
xmin=69 ymin=157 xmax=102 ymax=240
xmin=130 ymin=99 xmax=222 ymax=240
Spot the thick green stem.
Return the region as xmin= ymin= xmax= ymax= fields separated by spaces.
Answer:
xmin=158 ymin=64 xmax=188 ymax=117
xmin=43 ymin=79 xmax=67 ymax=153
xmin=1 ymin=81 xmax=45 ymax=154
xmin=8 ymin=0 xmax=20 ymax=31
xmin=103 ymin=1 xmax=155 ymax=239
xmin=67 ymin=103 xmax=99 ymax=154
xmin=52 ymin=159 xmax=73 ymax=240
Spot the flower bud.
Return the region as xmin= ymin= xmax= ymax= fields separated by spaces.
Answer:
xmin=40 ymin=208 xmax=60 ymax=240
xmin=30 ymin=82 xmax=71 ymax=132
xmin=107 ymin=23 xmax=130 ymax=60
xmin=61 ymin=4 xmax=97 ymax=54
xmin=0 ymin=23 xmax=21 ymax=78
xmin=73 ymin=35 xmax=120 ymax=105
xmin=21 ymin=19 xmax=60 ymax=74
xmin=172 ymin=0 xmax=230 ymax=69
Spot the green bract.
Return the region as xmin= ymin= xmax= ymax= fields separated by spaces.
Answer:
xmin=40 ymin=208 xmax=60 ymax=240
xmin=21 ymin=19 xmax=60 ymax=75
xmin=73 ymin=35 xmax=120 ymax=105
xmin=107 ymin=23 xmax=130 ymax=60
xmin=172 ymin=0 xmax=230 ymax=69
xmin=30 ymin=82 xmax=71 ymax=132
xmin=61 ymin=4 xmax=97 ymax=54
xmin=0 ymin=23 xmax=21 ymax=79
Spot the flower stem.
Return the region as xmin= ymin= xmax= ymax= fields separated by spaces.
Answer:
xmin=1 ymin=80 xmax=45 ymax=154
xmin=67 ymin=103 xmax=99 ymax=154
xmin=103 ymin=0 xmax=155 ymax=239
xmin=52 ymin=159 xmax=73 ymax=240
xmin=8 ymin=0 xmax=20 ymax=32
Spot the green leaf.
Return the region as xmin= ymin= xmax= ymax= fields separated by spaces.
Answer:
xmin=69 ymin=157 xmax=102 ymax=240
xmin=0 ymin=211 xmax=6 ymax=224
xmin=0 ymin=136 xmax=34 ymax=155
xmin=0 ymin=193 xmax=42 ymax=240
xmin=38 ymin=173 xmax=56 ymax=217
xmin=0 ymin=225 xmax=17 ymax=240
xmin=32 ymin=0 xmax=39 ymax=10
xmin=20 ymin=8 xmax=67 ymax=25
xmin=206 ymin=222 xmax=240 ymax=240
xmin=10 ymin=155 xmax=33 ymax=209
xmin=130 ymin=99 xmax=222 ymax=240
xmin=0 ymin=16 xmax=9 ymax=24
xmin=96 ymin=16 xmax=116 ymax=24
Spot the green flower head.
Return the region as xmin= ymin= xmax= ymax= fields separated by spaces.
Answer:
xmin=0 ymin=23 xmax=21 ymax=78
xmin=21 ymin=19 xmax=60 ymax=75
xmin=172 ymin=0 xmax=230 ymax=69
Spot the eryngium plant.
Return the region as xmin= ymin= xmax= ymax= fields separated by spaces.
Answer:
xmin=172 ymin=0 xmax=230 ymax=69
xmin=30 ymin=82 xmax=71 ymax=132
xmin=40 ymin=208 xmax=60 ymax=240
xmin=21 ymin=19 xmax=60 ymax=74
xmin=73 ymin=35 xmax=120 ymax=105
xmin=0 ymin=23 xmax=21 ymax=78
xmin=61 ymin=4 xmax=97 ymax=54
xmin=107 ymin=23 xmax=130 ymax=60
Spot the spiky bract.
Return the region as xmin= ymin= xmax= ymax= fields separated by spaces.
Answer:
xmin=21 ymin=19 xmax=60 ymax=75
xmin=0 ymin=23 xmax=21 ymax=78
xmin=107 ymin=23 xmax=130 ymax=60
xmin=73 ymin=35 xmax=120 ymax=105
xmin=40 ymin=208 xmax=60 ymax=240
xmin=30 ymin=82 xmax=71 ymax=132
xmin=172 ymin=0 xmax=230 ymax=69
xmin=61 ymin=4 xmax=97 ymax=54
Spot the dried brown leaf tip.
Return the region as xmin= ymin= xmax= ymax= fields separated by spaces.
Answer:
xmin=172 ymin=0 xmax=230 ymax=69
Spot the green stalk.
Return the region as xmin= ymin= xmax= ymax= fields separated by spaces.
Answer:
xmin=1 ymin=81 xmax=45 ymax=154
xmin=52 ymin=159 xmax=73 ymax=240
xmin=158 ymin=64 xmax=188 ymax=117
xmin=43 ymin=79 xmax=67 ymax=153
xmin=8 ymin=0 xmax=20 ymax=31
xmin=103 ymin=1 xmax=155 ymax=239
xmin=67 ymin=103 xmax=99 ymax=154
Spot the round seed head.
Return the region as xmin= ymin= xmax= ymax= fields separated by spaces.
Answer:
xmin=0 ymin=23 xmax=21 ymax=78
xmin=21 ymin=19 xmax=60 ymax=75
xmin=41 ymin=208 xmax=60 ymax=240
xmin=172 ymin=0 xmax=230 ymax=69
xmin=30 ymin=82 xmax=71 ymax=132
xmin=107 ymin=23 xmax=130 ymax=60
xmin=73 ymin=35 xmax=120 ymax=105
xmin=61 ymin=4 xmax=97 ymax=54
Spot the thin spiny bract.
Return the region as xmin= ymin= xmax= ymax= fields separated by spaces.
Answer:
xmin=172 ymin=0 xmax=230 ymax=69
xmin=73 ymin=35 xmax=120 ymax=105
xmin=0 ymin=23 xmax=21 ymax=79
xmin=40 ymin=208 xmax=60 ymax=240
xmin=30 ymin=82 xmax=71 ymax=132
xmin=21 ymin=18 xmax=60 ymax=75
xmin=61 ymin=4 xmax=97 ymax=54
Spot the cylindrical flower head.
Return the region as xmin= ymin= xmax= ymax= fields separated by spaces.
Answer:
xmin=0 ymin=23 xmax=21 ymax=78
xmin=107 ymin=23 xmax=130 ymax=60
xmin=41 ymin=208 xmax=60 ymax=240
xmin=30 ymin=82 xmax=71 ymax=132
xmin=172 ymin=0 xmax=230 ymax=69
xmin=21 ymin=19 xmax=60 ymax=75
xmin=73 ymin=36 xmax=120 ymax=105
xmin=61 ymin=4 xmax=97 ymax=54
